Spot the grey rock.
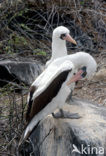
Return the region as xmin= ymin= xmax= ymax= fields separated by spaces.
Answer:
xmin=20 ymin=98 xmax=106 ymax=156
xmin=0 ymin=60 xmax=44 ymax=87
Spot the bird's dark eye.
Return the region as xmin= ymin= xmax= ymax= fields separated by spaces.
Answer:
xmin=60 ymin=33 xmax=66 ymax=40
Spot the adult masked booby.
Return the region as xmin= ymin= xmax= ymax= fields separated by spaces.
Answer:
xmin=19 ymin=52 xmax=97 ymax=146
xmin=46 ymin=26 xmax=77 ymax=67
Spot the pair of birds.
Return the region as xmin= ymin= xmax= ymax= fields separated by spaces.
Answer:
xmin=19 ymin=26 xmax=97 ymax=146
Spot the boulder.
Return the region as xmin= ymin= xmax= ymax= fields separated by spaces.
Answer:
xmin=20 ymin=98 xmax=106 ymax=156
xmin=0 ymin=60 xmax=44 ymax=87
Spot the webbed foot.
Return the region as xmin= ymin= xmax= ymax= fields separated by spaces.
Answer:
xmin=52 ymin=109 xmax=81 ymax=119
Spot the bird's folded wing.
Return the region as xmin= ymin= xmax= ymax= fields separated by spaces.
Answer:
xmin=26 ymin=60 xmax=74 ymax=122
xmin=33 ymin=60 xmax=74 ymax=99
xmin=19 ymin=60 xmax=73 ymax=147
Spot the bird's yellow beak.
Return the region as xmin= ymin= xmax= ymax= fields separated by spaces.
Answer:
xmin=67 ymin=69 xmax=83 ymax=85
xmin=64 ymin=34 xmax=77 ymax=45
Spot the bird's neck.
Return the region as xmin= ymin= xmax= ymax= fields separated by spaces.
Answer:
xmin=51 ymin=38 xmax=67 ymax=61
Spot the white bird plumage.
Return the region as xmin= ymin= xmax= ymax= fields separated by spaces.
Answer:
xmin=51 ymin=52 xmax=97 ymax=80
xmin=25 ymin=61 xmax=74 ymax=133
xmin=32 ymin=52 xmax=97 ymax=99
xmin=30 ymin=61 xmax=74 ymax=101
xmin=19 ymin=52 xmax=97 ymax=146
xmin=19 ymin=60 xmax=75 ymax=146
xmin=46 ymin=26 xmax=76 ymax=67
xmin=19 ymin=26 xmax=97 ymax=147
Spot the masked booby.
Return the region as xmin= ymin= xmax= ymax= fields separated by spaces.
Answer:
xmin=46 ymin=26 xmax=77 ymax=67
xmin=19 ymin=52 xmax=97 ymax=146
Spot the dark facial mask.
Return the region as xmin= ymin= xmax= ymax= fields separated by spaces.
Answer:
xmin=81 ymin=66 xmax=87 ymax=78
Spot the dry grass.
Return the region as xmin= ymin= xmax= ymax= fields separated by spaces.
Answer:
xmin=0 ymin=86 xmax=28 ymax=155
xmin=0 ymin=0 xmax=106 ymax=58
